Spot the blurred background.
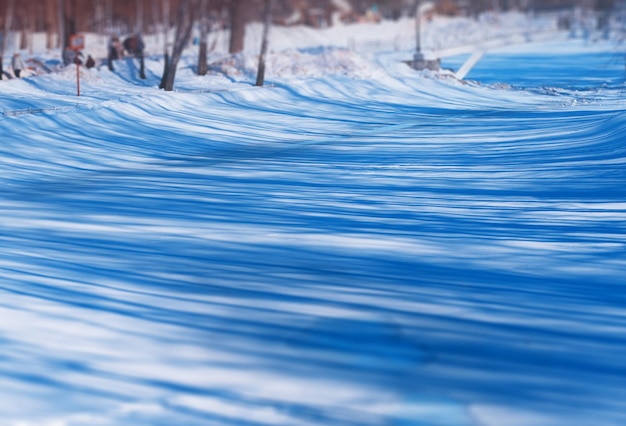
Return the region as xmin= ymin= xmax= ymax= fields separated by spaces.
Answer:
xmin=0 ymin=0 xmax=623 ymax=55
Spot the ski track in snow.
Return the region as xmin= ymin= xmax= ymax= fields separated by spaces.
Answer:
xmin=1 ymin=20 xmax=626 ymax=426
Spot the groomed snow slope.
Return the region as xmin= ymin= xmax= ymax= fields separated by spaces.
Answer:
xmin=1 ymin=19 xmax=625 ymax=426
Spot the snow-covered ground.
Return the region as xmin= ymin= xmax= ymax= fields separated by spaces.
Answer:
xmin=1 ymin=13 xmax=625 ymax=426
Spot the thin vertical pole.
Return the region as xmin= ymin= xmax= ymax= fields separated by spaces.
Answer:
xmin=76 ymin=57 xmax=80 ymax=96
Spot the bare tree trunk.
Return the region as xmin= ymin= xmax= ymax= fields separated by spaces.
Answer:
xmin=159 ymin=50 xmax=169 ymax=88
xmin=136 ymin=0 xmax=144 ymax=33
xmin=95 ymin=0 xmax=104 ymax=39
xmin=160 ymin=0 xmax=196 ymax=91
xmin=138 ymin=37 xmax=146 ymax=79
xmin=20 ymin=13 xmax=28 ymax=51
xmin=136 ymin=0 xmax=146 ymax=79
xmin=197 ymin=0 xmax=209 ymax=76
xmin=137 ymin=52 xmax=145 ymax=77
xmin=152 ymin=0 xmax=161 ymax=45
xmin=162 ymin=0 xmax=170 ymax=54
xmin=106 ymin=0 xmax=113 ymax=33
xmin=1 ymin=0 xmax=16 ymax=77
xmin=69 ymin=0 xmax=77 ymax=41
xmin=58 ymin=0 xmax=65 ymax=48
xmin=45 ymin=0 xmax=55 ymax=49
xmin=30 ymin=2 xmax=40 ymax=53
xmin=159 ymin=0 xmax=171 ymax=88
xmin=229 ymin=0 xmax=245 ymax=54
xmin=255 ymin=0 xmax=273 ymax=87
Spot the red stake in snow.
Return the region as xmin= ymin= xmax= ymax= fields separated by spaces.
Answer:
xmin=70 ymin=34 xmax=85 ymax=96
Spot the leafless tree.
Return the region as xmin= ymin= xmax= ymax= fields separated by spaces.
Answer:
xmin=197 ymin=0 xmax=210 ymax=75
xmin=0 ymin=0 xmax=14 ymax=77
xmin=160 ymin=0 xmax=196 ymax=90
xmin=229 ymin=0 xmax=245 ymax=53
xmin=256 ymin=0 xmax=274 ymax=86
xmin=57 ymin=0 xmax=65 ymax=48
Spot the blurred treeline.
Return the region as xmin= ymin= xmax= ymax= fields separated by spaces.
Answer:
xmin=0 ymin=0 xmax=618 ymax=52
xmin=0 ymin=0 xmax=619 ymax=89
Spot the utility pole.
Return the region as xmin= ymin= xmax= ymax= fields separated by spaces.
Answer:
xmin=409 ymin=0 xmax=440 ymax=71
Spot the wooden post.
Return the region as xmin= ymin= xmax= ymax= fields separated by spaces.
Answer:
xmin=70 ymin=33 xmax=84 ymax=96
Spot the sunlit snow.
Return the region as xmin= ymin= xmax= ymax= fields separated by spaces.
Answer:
xmin=1 ymin=12 xmax=625 ymax=426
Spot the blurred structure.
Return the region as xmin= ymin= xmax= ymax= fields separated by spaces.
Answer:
xmin=410 ymin=1 xmax=441 ymax=70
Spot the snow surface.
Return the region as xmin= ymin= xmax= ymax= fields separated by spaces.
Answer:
xmin=1 ymin=13 xmax=625 ymax=426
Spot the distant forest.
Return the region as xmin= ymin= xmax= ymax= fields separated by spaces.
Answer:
xmin=0 ymin=0 xmax=617 ymax=51
xmin=0 ymin=0 xmax=618 ymax=90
